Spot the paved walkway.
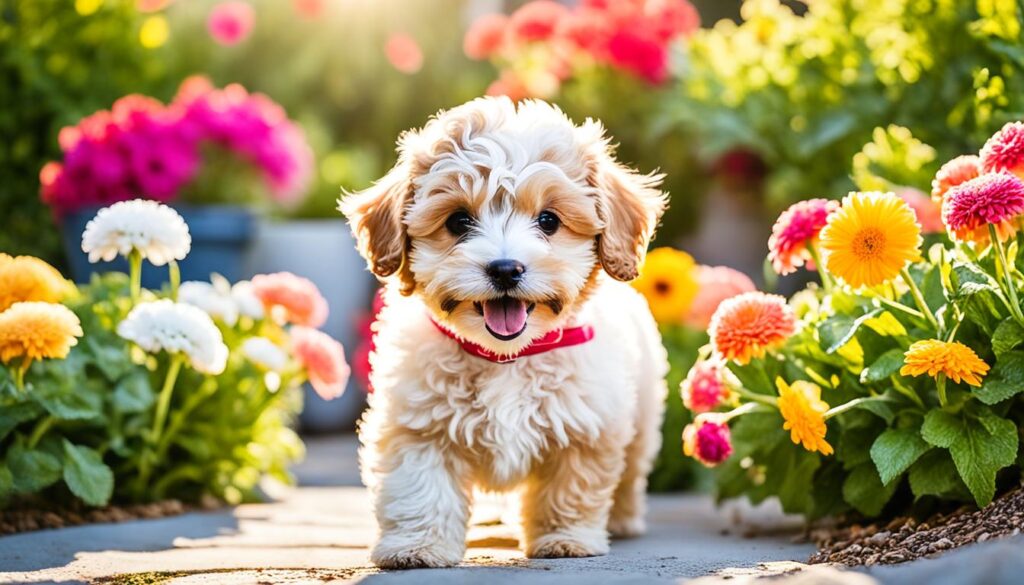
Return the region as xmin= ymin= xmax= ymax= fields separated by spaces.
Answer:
xmin=0 ymin=436 xmax=1021 ymax=584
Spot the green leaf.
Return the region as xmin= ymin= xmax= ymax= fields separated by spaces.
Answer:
xmin=860 ymin=348 xmax=905 ymax=384
xmin=0 ymin=464 xmax=14 ymax=499
xmin=8 ymin=445 xmax=62 ymax=493
xmin=727 ymin=362 xmax=774 ymax=395
xmin=62 ymin=440 xmax=113 ymax=507
xmin=974 ymin=379 xmax=1022 ymax=405
xmin=871 ymin=428 xmax=931 ymax=486
xmin=992 ymin=319 xmax=1024 ymax=356
xmin=843 ymin=462 xmax=900 ymax=517
xmin=112 ymin=371 xmax=154 ymax=413
xmin=87 ymin=337 xmax=132 ymax=380
xmin=33 ymin=381 xmax=103 ymax=421
xmin=818 ymin=308 xmax=883 ymax=354
xmin=0 ymin=402 xmax=44 ymax=442
xmin=975 ymin=351 xmax=1024 ymax=404
xmin=921 ymin=411 xmax=1018 ymax=507
xmin=909 ymin=449 xmax=963 ymax=498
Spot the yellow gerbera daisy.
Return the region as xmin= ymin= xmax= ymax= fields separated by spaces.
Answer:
xmin=0 ymin=301 xmax=83 ymax=365
xmin=900 ymin=339 xmax=990 ymax=387
xmin=819 ymin=192 xmax=922 ymax=288
xmin=0 ymin=254 xmax=75 ymax=312
xmin=631 ymin=247 xmax=699 ymax=325
xmin=776 ymin=378 xmax=834 ymax=455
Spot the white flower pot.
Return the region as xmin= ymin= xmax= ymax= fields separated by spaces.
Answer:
xmin=246 ymin=219 xmax=376 ymax=432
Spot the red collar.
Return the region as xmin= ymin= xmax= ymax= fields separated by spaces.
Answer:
xmin=431 ymin=318 xmax=595 ymax=363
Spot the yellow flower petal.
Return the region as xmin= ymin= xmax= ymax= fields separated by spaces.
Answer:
xmin=900 ymin=339 xmax=990 ymax=387
xmin=632 ymin=247 xmax=699 ymax=325
xmin=776 ymin=378 xmax=833 ymax=455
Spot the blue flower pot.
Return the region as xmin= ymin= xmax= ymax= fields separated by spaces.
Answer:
xmin=62 ymin=204 xmax=256 ymax=288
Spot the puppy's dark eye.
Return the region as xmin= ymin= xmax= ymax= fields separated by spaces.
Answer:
xmin=445 ymin=210 xmax=474 ymax=236
xmin=537 ymin=210 xmax=560 ymax=235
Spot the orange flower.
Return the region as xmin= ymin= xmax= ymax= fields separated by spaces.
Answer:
xmin=776 ymin=378 xmax=833 ymax=456
xmin=0 ymin=254 xmax=74 ymax=312
xmin=900 ymin=339 xmax=990 ymax=387
xmin=709 ymin=292 xmax=796 ymax=365
xmin=0 ymin=302 xmax=83 ymax=365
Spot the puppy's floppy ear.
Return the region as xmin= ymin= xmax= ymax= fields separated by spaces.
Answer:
xmin=340 ymin=158 xmax=416 ymax=293
xmin=581 ymin=121 xmax=668 ymax=281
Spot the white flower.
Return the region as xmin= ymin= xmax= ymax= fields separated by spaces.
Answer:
xmin=241 ymin=337 xmax=288 ymax=371
xmin=81 ymin=200 xmax=191 ymax=266
xmin=117 ymin=300 xmax=228 ymax=375
xmin=231 ymin=280 xmax=265 ymax=320
xmin=179 ymin=274 xmax=239 ymax=326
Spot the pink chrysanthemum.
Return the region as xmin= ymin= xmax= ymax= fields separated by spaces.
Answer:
xmin=931 ymin=155 xmax=981 ymax=203
xmin=942 ymin=173 xmax=1024 ymax=245
xmin=897 ymin=188 xmax=944 ymax=234
xmin=208 ymin=1 xmax=254 ymax=46
xmin=682 ymin=418 xmax=733 ymax=467
xmin=291 ymin=326 xmax=350 ymax=400
xmin=684 ymin=265 xmax=756 ymax=329
xmin=767 ymin=198 xmax=839 ymax=275
xmin=251 ymin=272 xmax=328 ymax=327
xmin=981 ymin=122 xmax=1024 ymax=179
xmin=509 ymin=0 xmax=568 ymax=42
xmin=681 ymin=360 xmax=732 ymax=413
xmin=709 ymin=292 xmax=796 ymax=365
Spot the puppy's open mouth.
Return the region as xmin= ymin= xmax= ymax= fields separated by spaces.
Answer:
xmin=473 ymin=297 xmax=536 ymax=341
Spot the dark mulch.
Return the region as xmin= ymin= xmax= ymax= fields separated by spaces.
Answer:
xmin=0 ymin=495 xmax=221 ymax=536
xmin=809 ymin=485 xmax=1024 ymax=566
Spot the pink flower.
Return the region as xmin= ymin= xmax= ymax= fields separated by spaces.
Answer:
xmin=767 ymin=198 xmax=839 ymax=275
xmin=607 ymin=29 xmax=669 ymax=83
xmin=464 ymin=14 xmax=509 ymax=60
xmin=251 ymin=272 xmax=328 ymax=327
xmin=684 ymin=265 xmax=756 ymax=329
xmin=932 ymin=155 xmax=981 ymax=203
xmin=681 ymin=360 xmax=732 ymax=413
xmin=557 ymin=8 xmax=614 ymax=56
xmin=981 ymin=121 xmax=1024 ymax=180
xmin=292 ymin=0 xmax=323 ymax=18
xmin=208 ymin=1 xmax=255 ymax=46
xmin=509 ymin=1 xmax=569 ymax=42
xmin=385 ymin=34 xmax=424 ymax=74
xmin=291 ymin=326 xmax=350 ymax=401
xmin=942 ymin=173 xmax=1024 ymax=244
xmin=650 ymin=0 xmax=701 ymax=42
xmin=897 ymin=188 xmax=944 ymax=234
xmin=682 ymin=418 xmax=733 ymax=467
xmin=486 ymin=71 xmax=530 ymax=102
xmin=137 ymin=0 xmax=173 ymax=12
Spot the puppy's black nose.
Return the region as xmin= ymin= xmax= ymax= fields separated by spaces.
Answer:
xmin=486 ymin=259 xmax=525 ymax=290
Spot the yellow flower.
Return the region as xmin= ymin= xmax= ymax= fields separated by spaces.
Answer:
xmin=776 ymin=378 xmax=834 ymax=455
xmin=631 ymin=247 xmax=699 ymax=324
xmin=0 ymin=254 xmax=75 ymax=313
xmin=819 ymin=192 xmax=922 ymax=288
xmin=0 ymin=302 xmax=83 ymax=365
xmin=900 ymin=339 xmax=990 ymax=387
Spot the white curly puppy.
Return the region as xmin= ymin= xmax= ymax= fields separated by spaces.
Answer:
xmin=342 ymin=96 xmax=669 ymax=569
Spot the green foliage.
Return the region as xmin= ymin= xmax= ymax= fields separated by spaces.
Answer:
xmin=0 ymin=0 xmax=171 ymax=264
xmin=677 ymin=0 xmax=1024 ymax=212
xmin=0 ymin=273 xmax=304 ymax=508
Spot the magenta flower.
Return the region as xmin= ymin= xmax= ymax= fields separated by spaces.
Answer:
xmin=981 ymin=121 xmax=1024 ymax=179
xmin=942 ymin=172 xmax=1024 ymax=244
xmin=767 ymin=198 xmax=839 ymax=275
xmin=683 ymin=418 xmax=733 ymax=467
xmin=208 ymin=1 xmax=255 ymax=46
xmin=291 ymin=326 xmax=350 ymax=401
xmin=681 ymin=360 xmax=732 ymax=413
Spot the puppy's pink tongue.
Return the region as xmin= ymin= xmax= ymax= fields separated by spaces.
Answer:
xmin=483 ymin=298 xmax=528 ymax=336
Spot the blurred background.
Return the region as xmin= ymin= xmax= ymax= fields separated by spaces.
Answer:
xmin=4 ymin=0 xmax=1023 ymax=488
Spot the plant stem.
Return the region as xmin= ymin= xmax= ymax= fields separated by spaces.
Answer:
xmin=936 ymin=374 xmax=948 ymax=408
xmin=129 ymin=249 xmax=143 ymax=305
xmin=989 ymin=224 xmax=1024 ymax=327
xmin=733 ymin=385 xmax=779 ymax=407
xmin=824 ymin=396 xmax=890 ymax=420
xmin=12 ymin=358 xmax=29 ymax=392
xmin=808 ymin=242 xmax=833 ymax=293
xmin=718 ymin=401 xmax=767 ymax=422
xmin=900 ymin=267 xmax=939 ymax=330
xmin=168 ymin=260 xmax=180 ymax=302
xmin=871 ymin=293 xmax=925 ymax=320
xmin=151 ymin=354 xmax=184 ymax=447
xmin=26 ymin=416 xmax=54 ymax=449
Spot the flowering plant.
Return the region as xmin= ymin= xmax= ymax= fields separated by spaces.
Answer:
xmin=40 ymin=76 xmax=313 ymax=216
xmin=0 ymin=200 xmax=346 ymax=508
xmin=680 ymin=123 xmax=1024 ymax=518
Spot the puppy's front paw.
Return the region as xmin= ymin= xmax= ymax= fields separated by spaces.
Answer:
xmin=607 ymin=514 xmax=646 ymax=539
xmin=526 ymin=529 xmax=609 ymax=559
xmin=371 ymin=535 xmax=463 ymax=570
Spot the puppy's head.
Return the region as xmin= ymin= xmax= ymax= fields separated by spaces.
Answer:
xmin=342 ymin=97 xmax=666 ymax=355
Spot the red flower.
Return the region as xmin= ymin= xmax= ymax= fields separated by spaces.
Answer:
xmin=509 ymin=1 xmax=569 ymax=42
xmin=464 ymin=13 xmax=509 ymax=60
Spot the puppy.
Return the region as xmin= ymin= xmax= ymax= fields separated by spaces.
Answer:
xmin=342 ymin=96 xmax=669 ymax=569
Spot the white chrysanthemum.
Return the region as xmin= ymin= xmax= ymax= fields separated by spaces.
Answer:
xmin=241 ymin=337 xmax=288 ymax=371
xmin=81 ymin=200 xmax=191 ymax=266
xmin=117 ymin=300 xmax=228 ymax=375
xmin=180 ymin=275 xmax=239 ymax=326
xmin=231 ymin=280 xmax=265 ymax=319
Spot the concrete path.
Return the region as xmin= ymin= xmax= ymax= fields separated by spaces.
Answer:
xmin=0 ymin=435 xmax=1021 ymax=584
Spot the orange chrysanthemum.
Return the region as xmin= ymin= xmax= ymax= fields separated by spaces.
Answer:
xmin=931 ymin=155 xmax=981 ymax=203
xmin=0 ymin=254 xmax=74 ymax=312
xmin=900 ymin=339 xmax=990 ymax=387
xmin=709 ymin=292 xmax=796 ymax=365
xmin=776 ymin=378 xmax=833 ymax=456
xmin=0 ymin=301 xmax=83 ymax=365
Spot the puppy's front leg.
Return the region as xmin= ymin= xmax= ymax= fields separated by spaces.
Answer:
xmin=368 ymin=439 xmax=472 ymax=569
xmin=521 ymin=441 xmax=626 ymax=558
